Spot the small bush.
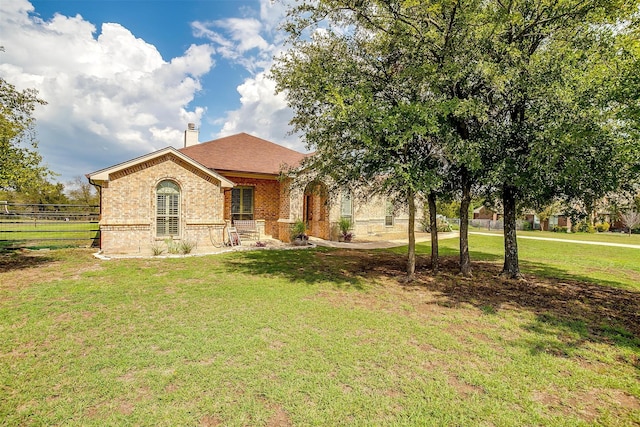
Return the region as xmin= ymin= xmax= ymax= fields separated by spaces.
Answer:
xmin=337 ymin=217 xmax=355 ymax=242
xmin=572 ymin=221 xmax=595 ymax=233
xmin=179 ymin=240 xmax=197 ymax=254
xmin=290 ymin=219 xmax=307 ymax=241
xmin=595 ymin=222 xmax=610 ymax=233
xmin=151 ymin=243 xmax=164 ymax=256
xmin=438 ymin=221 xmax=452 ymax=232
xmin=290 ymin=219 xmax=310 ymax=245
xmin=165 ymin=238 xmax=181 ymax=254
xmin=422 ymin=215 xmax=452 ymax=233
xmin=552 ymin=226 xmax=568 ymax=233
xmin=338 ymin=217 xmax=353 ymax=235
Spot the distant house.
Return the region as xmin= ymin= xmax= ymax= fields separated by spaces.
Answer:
xmin=87 ymin=125 xmax=418 ymax=255
xmin=473 ymin=206 xmax=500 ymax=221
xmin=472 ymin=206 xmax=573 ymax=231
xmin=527 ymin=214 xmax=572 ymax=231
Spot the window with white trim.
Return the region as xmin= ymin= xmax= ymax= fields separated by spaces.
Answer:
xmin=385 ymin=200 xmax=394 ymax=226
xmin=340 ymin=191 xmax=353 ymax=222
xmin=156 ymin=180 xmax=180 ymax=237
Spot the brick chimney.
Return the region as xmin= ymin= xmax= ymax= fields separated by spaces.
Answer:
xmin=184 ymin=123 xmax=199 ymax=147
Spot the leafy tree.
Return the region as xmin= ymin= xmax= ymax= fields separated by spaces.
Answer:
xmin=275 ymin=0 xmax=639 ymax=281
xmin=66 ymin=176 xmax=99 ymax=205
xmin=4 ymin=177 xmax=68 ymax=205
xmin=274 ymin=0 xmax=490 ymax=276
xmin=29 ymin=180 xmax=68 ymax=205
xmin=475 ymin=0 xmax=639 ymax=278
xmin=620 ymin=211 xmax=640 ymax=236
xmin=273 ymin=2 xmax=450 ymax=279
xmin=0 ymin=75 xmax=51 ymax=191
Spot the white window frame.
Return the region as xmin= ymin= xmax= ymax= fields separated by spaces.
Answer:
xmin=385 ymin=200 xmax=394 ymax=227
xmin=156 ymin=180 xmax=180 ymax=237
xmin=340 ymin=191 xmax=353 ymax=222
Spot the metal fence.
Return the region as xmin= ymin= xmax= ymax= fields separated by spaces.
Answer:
xmin=0 ymin=202 xmax=100 ymax=249
xmin=468 ymin=218 xmax=532 ymax=231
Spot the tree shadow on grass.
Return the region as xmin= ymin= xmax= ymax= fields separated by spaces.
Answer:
xmin=225 ymin=246 xmax=639 ymax=352
xmin=223 ymin=246 xmax=367 ymax=289
xmin=0 ymin=250 xmax=57 ymax=273
xmin=409 ymin=257 xmax=640 ymax=351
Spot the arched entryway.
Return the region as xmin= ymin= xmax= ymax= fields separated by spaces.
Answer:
xmin=303 ymin=181 xmax=330 ymax=240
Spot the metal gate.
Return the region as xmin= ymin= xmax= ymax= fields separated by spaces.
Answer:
xmin=0 ymin=202 xmax=100 ymax=249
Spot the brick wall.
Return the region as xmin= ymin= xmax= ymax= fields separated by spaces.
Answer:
xmin=99 ymin=154 xmax=225 ymax=254
xmin=327 ymin=193 xmax=422 ymax=239
xmin=219 ymin=174 xmax=283 ymax=239
xmin=98 ymin=154 xmax=424 ymax=253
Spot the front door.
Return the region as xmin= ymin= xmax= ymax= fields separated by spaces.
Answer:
xmin=303 ymin=181 xmax=330 ymax=239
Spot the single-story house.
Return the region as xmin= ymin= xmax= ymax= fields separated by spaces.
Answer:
xmin=88 ymin=125 xmax=418 ymax=255
xmin=473 ymin=206 xmax=500 ymax=221
xmin=525 ymin=213 xmax=572 ymax=231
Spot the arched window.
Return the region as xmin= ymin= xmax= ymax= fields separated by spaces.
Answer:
xmin=156 ymin=180 xmax=180 ymax=237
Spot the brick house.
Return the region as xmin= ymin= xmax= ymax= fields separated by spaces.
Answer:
xmin=88 ymin=126 xmax=418 ymax=255
xmin=473 ymin=206 xmax=500 ymax=221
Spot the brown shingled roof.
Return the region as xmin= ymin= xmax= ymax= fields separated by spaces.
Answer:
xmin=179 ymin=133 xmax=307 ymax=175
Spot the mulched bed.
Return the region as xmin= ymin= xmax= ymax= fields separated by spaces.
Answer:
xmin=330 ymin=250 xmax=640 ymax=340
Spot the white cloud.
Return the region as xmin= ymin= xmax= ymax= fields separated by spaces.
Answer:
xmin=196 ymin=0 xmax=305 ymax=152
xmin=217 ymin=72 xmax=299 ymax=149
xmin=0 ymin=0 xmax=215 ymax=180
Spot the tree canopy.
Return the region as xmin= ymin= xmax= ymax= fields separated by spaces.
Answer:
xmin=273 ymin=6 xmax=449 ymax=278
xmin=0 ymin=75 xmax=51 ymax=192
xmin=274 ymin=0 xmax=640 ymax=279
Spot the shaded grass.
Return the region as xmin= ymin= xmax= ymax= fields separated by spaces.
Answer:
xmin=1 ymin=248 xmax=639 ymax=426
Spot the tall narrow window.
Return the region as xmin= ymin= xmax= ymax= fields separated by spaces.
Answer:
xmin=385 ymin=200 xmax=394 ymax=226
xmin=231 ymin=187 xmax=254 ymax=221
xmin=340 ymin=191 xmax=353 ymax=222
xmin=156 ymin=180 xmax=180 ymax=237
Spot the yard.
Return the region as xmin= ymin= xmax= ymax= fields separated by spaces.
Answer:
xmin=1 ymin=235 xmax=639 ymax=426
xmin=0 ymin=219 xmax=100 ymax=250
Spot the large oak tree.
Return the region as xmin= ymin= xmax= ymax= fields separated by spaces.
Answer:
xmin=274 ymin=0 xmax=639 ymax=280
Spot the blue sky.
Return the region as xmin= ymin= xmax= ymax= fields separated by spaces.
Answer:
xmin=0 ymin=0 xmax=299 ymax=185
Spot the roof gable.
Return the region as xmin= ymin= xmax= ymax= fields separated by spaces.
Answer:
xmin=179 ymin=133 xmax=307 ymax=175
xmin=87 ymin=146 xmax=235 ymax=188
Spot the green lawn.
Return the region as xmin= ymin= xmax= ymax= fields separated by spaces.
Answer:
xmin=430 ymin=233 xmax=640 ymax=289
xmin=468 ymin=228 xmax=640 ymax=245
xmin=0 ymin=220 xmax=99 ymax=249
xmin=1 ymin=244 xmax=638 ymax=426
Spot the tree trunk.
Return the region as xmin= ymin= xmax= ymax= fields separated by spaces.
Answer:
xmin=501 ymin=184 xmax=522 ymax=279
xmin=428 ymin=190 xmax=439 ymax=272
xmin=459 ymin=169 xmax=472 ymax=277
xmin=407 ymin=189 xmax=416 ymax=280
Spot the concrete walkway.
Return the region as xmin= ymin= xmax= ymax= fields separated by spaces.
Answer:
xmin=470 ymin=231 xmax=640 ymax=249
